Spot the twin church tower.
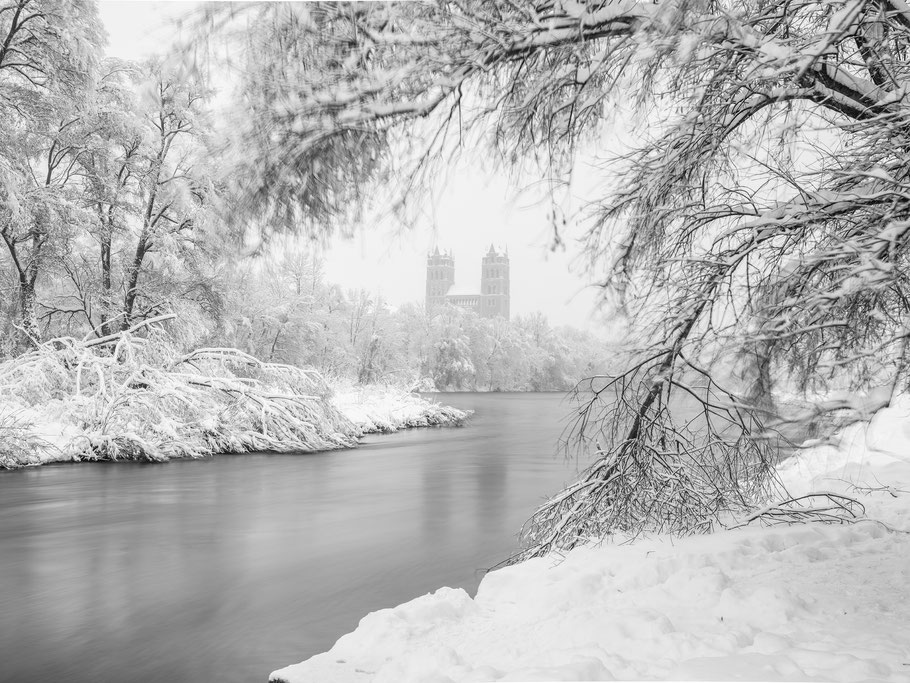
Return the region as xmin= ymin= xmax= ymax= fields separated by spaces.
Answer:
xmin=425 ymin=245 xmax=510 ymax=320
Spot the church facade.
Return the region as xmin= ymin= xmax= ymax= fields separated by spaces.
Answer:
xmin=425 ymin=245 xmax=510 ymax=319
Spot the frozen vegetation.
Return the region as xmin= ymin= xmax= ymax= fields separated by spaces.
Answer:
xmin=271 ymin=399 xmax=910 ymax=683
xmin=0 ymin=321 xmax=466 ymax=469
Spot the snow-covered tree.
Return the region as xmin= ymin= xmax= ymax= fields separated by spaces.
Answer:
xmin=52 ymin=57 xmax=219 ymax=340
xmin=200 ymin=0 xmax=910 ymax=549
xmin=0 ymin=0 xmax=103 ymax=344
xmin=116 ymin=60 xmax=213 ymax=331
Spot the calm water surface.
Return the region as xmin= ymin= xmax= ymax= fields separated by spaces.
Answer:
xmin=0 ymin=392 xmax=584 ymax=683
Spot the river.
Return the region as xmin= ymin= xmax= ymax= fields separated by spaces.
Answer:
xmin=0 ymin=392 xmax=585 ymax=682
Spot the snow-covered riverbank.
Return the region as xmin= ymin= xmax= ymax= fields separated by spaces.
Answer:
xmin=333 ymin=385 xmax=469 ymax=434
xmin=271 ymin=401 xmax=910 ymax=683
xmin=0 ymin=335 xmax=467 ymax=468
xmin=1 ymin=385 xmax=467 ymax=468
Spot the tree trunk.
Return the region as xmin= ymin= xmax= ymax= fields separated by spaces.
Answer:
xmin=98 ymin=207 xmax=115 ymax=336
xmin=1 ymin=228 xmax=41 ymax=347
xmin=268 ymin=326 xmax=283 ymax=361
xmin=17 ymin=277 xmax=41 ymax=346
xmin=741 ymin=341 xmax=775 ymax=425
xmin=121 ymin=234 xmax=149 ymax=331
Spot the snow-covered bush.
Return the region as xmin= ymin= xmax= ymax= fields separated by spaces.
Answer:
xmin=0 ymin=409 xmax=47 ymax=468
xmin=0 ymin=317 xmax=358 ymax=467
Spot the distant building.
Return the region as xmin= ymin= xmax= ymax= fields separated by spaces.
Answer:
xmin=426 ymin=245 xmax=510 ymax=319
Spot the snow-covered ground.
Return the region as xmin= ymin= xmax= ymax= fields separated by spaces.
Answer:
xmin=271 ymin=400 xmax=910 ymax=683
xmin=333 ymin=385 xmax=469 ymax=435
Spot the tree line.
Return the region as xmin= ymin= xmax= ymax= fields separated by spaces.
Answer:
xmin=221 ymin=248 xmax=612 ymax=391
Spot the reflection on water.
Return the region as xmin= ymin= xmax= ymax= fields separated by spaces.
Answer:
xmin=0 ymin=393 xmax=582 ymax=683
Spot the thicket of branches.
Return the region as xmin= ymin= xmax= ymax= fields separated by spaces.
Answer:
xmin=200 ymin=0 xmax=910 ymax=552
xmin=0 ymin=315 xmax=357 ymax=468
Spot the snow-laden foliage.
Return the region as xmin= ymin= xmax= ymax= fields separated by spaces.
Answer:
xmin=0 ymin=316 xmax=358 ymax=467
xmin=196 ymin=0 xmax=910 ymax=551
xmin=0 ymin=0 xmax=105 ymax=343
xmin=0 ymin=409 xmax=48 ymax=468
xmin=0 ymin=1 xmax=220 ymax=351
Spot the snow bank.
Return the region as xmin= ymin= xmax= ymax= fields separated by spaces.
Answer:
xmin=332 ymin=384 xmax=470 ymax=435
xmin=271 ymin=403 xmax=910 ymax=683
xmin=776 ymin=394 xmax=910 ymax=498
xmin=0 ymin=329 xmax=465 ymax=468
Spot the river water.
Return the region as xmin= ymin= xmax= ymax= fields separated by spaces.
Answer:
xmin=0 ymin=392 xmax=585 ymax=682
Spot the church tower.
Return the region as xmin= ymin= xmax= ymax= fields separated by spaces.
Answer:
xmin=480 ymin=244 xmax=510 ymax=319
xmin=426 ymin=247 xmax=454 ymax=312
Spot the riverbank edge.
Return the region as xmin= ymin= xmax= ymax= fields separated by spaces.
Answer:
xmin=0 ymin=386 xmax=470 ymax=469
xmin=336 ymin=386 xmax=472 ymax=436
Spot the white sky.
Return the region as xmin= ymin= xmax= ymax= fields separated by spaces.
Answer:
xmin=97 ymin=1 xmax=613 ymax=331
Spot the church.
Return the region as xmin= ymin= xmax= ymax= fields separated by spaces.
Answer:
xmin=425 ymin=245 xmax=510 ymax=319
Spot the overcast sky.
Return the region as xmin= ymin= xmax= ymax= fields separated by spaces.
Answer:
xmin=97 ymin=1 xmax=613 ymax=331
